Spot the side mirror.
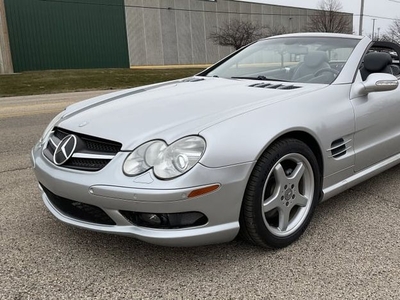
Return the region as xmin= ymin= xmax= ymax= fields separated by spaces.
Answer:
xmin=360 ymin=73 xmax=398 ymax=94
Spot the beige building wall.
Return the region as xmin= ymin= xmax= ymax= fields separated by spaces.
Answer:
xmin=0 ymin=0 xmax=13 ymax=74
xmin=124 ymin=0 xmax=351 ymax=67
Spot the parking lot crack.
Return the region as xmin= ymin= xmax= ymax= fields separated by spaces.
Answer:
xmin=0 ymin=167 xmax=31 ymax=174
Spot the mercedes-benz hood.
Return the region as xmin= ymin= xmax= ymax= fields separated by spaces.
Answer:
xmin=57 ymin=77 xmax=327 ymax=150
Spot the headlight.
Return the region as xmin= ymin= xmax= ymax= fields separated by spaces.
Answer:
xmin=123 ymin=136 xmax=206 ymax=179
xmin=40 ymin=110 xmax=65 ymax=144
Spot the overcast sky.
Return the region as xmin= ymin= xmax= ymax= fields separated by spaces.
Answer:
xmin=241 ymin=0 xmax=400 ymax=37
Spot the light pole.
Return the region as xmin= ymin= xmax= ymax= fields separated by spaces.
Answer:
xmin=359 ymin=0 xmax=365 ymax=35
xmin=372 ymin=18 xmax=376 ymax=40
xmin=377 ymin=27 xmax=380 ymax=40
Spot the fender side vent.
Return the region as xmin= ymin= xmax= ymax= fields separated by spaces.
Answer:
xmin=328 ymin=138 xmax=351 ymax=158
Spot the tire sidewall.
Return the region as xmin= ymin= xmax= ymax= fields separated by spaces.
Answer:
xmin=243 ymin=139 xmax=321 ymax=248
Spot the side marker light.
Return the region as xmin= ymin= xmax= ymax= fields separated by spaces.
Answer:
xmin=188 ymin=184 xmax=220 ymax=198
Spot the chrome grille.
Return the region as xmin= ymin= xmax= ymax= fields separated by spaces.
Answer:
xmin=43 ymin=127 xmax=122 ymax=171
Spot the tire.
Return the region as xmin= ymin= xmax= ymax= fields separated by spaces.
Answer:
xmin=239 ymin=138 xmax=321 ymax=249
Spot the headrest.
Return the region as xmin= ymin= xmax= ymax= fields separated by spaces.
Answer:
xmin=304 ymin=51 xmax=329 ymax=68
xmin=364 ymin=52 xmax=392 ymax=72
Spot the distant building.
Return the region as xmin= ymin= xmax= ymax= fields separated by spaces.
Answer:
xmin=0 ymin=0 xmax=353 ymax=72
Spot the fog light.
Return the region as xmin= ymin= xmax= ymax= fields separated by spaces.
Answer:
xmin=168 ymin=212 xmax=207 ymax=227
xmin=140 ymin=213 xmax=162 ymax=226
xmin=120 ymin=211 xmax=208 ymax=229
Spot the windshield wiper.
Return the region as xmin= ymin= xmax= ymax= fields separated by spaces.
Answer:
xmin=231 ymin=76 xmax=288 ymax=82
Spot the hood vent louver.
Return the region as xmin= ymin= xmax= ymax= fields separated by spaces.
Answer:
xmin=182 ymin=77 xmax=205 ymax=83
xmin=249 ymin=83 xmax=301 ymax=90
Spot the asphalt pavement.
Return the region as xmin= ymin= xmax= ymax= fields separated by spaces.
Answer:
xmin=1 ymin=91 xmax=400 ymax=299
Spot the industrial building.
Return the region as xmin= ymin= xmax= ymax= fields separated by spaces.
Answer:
xmin=0 ymin=0 xmax=353 ymax=73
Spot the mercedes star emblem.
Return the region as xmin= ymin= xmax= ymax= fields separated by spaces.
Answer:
xmin=53 ymin=135 xmax=77 ymax=165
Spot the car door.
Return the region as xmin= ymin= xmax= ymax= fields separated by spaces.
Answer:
xmin=351 ymin=71 xmax=400 ymax=172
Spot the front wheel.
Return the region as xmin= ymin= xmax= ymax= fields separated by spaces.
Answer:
xmin=240 ymin=138 xmax=321 ymax=248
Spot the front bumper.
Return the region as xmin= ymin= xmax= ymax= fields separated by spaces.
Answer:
xmin=31 ymin=142 xmax=254 ymax=247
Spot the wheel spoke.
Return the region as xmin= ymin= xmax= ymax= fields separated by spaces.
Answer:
xmin=278 ymin=208 xmax=290 ymax=231
xmin=293 ymin=194 xmax=308 ymax=207
xmin=263 ymin=193 xmax=280 ymax=213
xmin=263 ymin=163 xmax=287 ymax=213
xmin=273 ymin=163 xmax=287 ymax=185
xmin=288 ymin=162 xmax=305 ymax=183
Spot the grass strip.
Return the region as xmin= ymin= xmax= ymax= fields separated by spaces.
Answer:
xmin=0 ymin=68 xmax=204 ymax=97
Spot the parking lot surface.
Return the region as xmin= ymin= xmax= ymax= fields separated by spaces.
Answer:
xmin=1 ymin=91 xmax=400 ymax=299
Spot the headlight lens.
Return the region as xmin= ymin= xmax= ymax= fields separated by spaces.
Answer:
xmin=40 ymin=110 xmax=65 ymax=144
xmin=123 ymin=136 xmax=206 ymax=179
xmin=123 ymin=141 xmax=167 ymax=176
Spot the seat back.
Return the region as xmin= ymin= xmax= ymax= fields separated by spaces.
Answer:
xmin=292 ymin=51 xmax=330 ymax=81
xmin=391 ymin=64 xmax=400 ymax=76
xmin=360 ymin=52 xmax=393 ymax=80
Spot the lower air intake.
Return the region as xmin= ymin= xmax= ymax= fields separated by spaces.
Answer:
xmin=120 ymin=211 xmax=208 ymax=229
xmin=41 ymin=184 xmax=116 ymax=225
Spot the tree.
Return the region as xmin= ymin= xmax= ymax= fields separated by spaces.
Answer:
xmin=306 ymin=0 xmax=352 ymax=33
xmin=209 ymin=19 xmax=263 ymax=50
xmin=265 ymin=25 xmax=287 ymax=37
xmin=381 ymin=18 xmax=400 ymax=44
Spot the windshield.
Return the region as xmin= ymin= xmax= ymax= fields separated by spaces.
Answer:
xmin=204 ymin=37 xmax=360 ymax=84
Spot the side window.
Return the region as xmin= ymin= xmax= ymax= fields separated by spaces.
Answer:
xmin=370 ymin=41 xmax=400 ymax=77
xmin=359 ymin=41 xmax=400 ymax=80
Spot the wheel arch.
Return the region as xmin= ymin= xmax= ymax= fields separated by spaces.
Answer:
xmin=257 ymin=130 xmax=324 ymax=179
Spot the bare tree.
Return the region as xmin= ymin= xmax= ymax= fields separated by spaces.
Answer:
xmin=265 ymin=25 xmax=288 ymax=37
xmin=381 ymin=18 xmax=400 ymax=43
xmin=209 ymin=19 xmax=263 ymax=50
xmin=306 ymin=0 xmax=352 ymax=33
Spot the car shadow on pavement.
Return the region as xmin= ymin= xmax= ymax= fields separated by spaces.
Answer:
xmin=32 ymin=164 xmax=400 ymax=283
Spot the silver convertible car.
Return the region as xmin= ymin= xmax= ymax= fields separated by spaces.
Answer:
xmin=32 ymin=33 xmax=400 ymax=248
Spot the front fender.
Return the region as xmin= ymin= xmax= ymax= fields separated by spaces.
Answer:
xmin=199 ymin=85 xmax=355 ymax=182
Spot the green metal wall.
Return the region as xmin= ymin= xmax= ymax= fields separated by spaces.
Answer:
xmin=4 ymin=0 xmax=129 ymax=72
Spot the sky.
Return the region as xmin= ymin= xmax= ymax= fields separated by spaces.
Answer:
xmin=241 ymin=0 xmax=400 ymax=37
